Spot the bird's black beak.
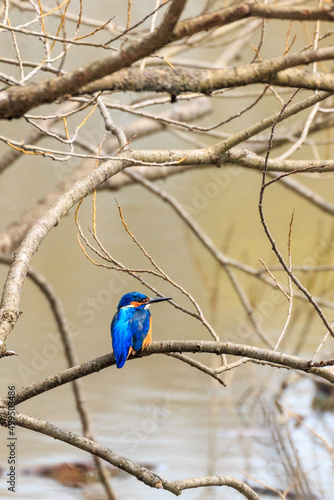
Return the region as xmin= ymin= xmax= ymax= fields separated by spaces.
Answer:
xmin=146 ymin=296 xmax=172 ymax=305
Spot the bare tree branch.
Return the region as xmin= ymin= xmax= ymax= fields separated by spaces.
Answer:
xmin=77 ymin=50 xmax=334 ymax=96
xmin=0 ymin=0 xmax=186 ymax=118
xmin=7 ymin=341 xmax=334 ymax=408
xmin=173 ymin=3 xmax=334 ymax=41
xmin=0 ymin=410 xmax=260 ymax=499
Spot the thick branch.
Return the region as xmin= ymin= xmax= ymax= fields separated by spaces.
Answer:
xmin=11 ymin=341 xmax=334 ymax=406
xmin=176 ymin=476 xmax=260 ymax=499
xmin=227 ymin=149 xmax=334 ymax=173
xmin=77 ymin=51 xmax=334 ymax=96
xmin=271 ymin=69 xmax=334 ymax=93
xmin=2 ymin=35 xmax=334 ymax=118
xmin=173 ymin=3 xmax=334 ymax=40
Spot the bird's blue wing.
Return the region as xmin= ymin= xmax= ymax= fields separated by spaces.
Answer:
xmin=131 ymin=309 xmax=151 ymax=351
xmin=110 ymin=307 xmax=151 ymax=368
xmin=111 ymin=308 xmax=133 ymax=368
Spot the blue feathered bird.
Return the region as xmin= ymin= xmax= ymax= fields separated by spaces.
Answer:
xmin=110 ymin=292 xmax=171 ymax=368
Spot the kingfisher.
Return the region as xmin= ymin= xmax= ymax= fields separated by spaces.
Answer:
xmin=110 ymin=292 xmax=172 ymax=369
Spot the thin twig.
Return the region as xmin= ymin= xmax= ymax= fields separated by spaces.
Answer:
xmin=274 ymin=211 xmax=295 ymax=350
xmin=258 ymin=90 xmax=334 ymax=338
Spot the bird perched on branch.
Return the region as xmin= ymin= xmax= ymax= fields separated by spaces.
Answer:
xmin=111 ymin=292 xmax=171 ymax=368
